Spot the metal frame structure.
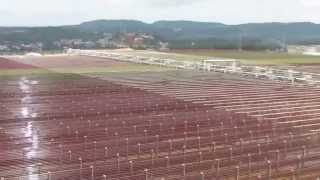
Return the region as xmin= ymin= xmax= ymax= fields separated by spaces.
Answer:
xmin=67 ymin=49 xmax=320 ymax=86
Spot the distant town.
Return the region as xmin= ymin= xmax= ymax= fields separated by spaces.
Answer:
xmin=1 ymin=20 xmax=320 ymax=55
xmin=0 ymin=32 xmax=163 ymax=53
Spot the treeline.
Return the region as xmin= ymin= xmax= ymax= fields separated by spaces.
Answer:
xmin=1 ymin=20 xmax=320 ymax=52
xmin=167 ymin=38 xmax=284 ymax=51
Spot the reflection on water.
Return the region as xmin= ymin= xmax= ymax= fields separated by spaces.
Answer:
xmin=25 ymin=122 xmax=32 ymax=137
xmin=21 ymin=107 xmax=30 ymax=118
xmin=24 ymin=122 xmax=39 ymax=157
xmin=24 ymin=123 xmax=40 ymax=180
xmin=24 ymin=121 xmax=40 ymax=180
xmin=19 ymin=77 xmax=30 ymax=93
xmin=21 ymin=107 xmax=38 ymax=118
xmin=30 ymin=113 xmax=38 ymax=118
xmin=19 ymin=77 xmax=38 ymax=93
xmin=26 ymin=166 xmax=40 ymax=180
xmin=19 ymin=77 xmax=40 ymax=180
xmin=21 ymin=95 xmax=31 ymax=103
xmin=20 ymin=77 xmax=38 ymax=119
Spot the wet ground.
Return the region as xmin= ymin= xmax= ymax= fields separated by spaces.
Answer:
xmin=0 ymin=57 xmax=208 ymax=180
xmin=2 ymin=56 xmax=320 ymax=180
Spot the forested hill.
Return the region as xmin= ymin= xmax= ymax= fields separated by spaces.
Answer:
xmin=79 ymin=20 xmax=320 ymax=43
xmin=1 ymin=20 xmax=320 ymax=50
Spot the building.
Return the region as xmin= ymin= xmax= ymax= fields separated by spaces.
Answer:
xmin=288 ymin=45 xmax=320 ymax=56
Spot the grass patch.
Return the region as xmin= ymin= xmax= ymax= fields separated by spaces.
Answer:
xmin=49 ymin=64 xmax=170 ymax=74
xmin=122 ymin=49 xmax=320 ymax=65
xmin=0 ymin=69 xmax=84 ymax=81
xmin=0 ymin=69 xmax=52 ymax=76
xmin=169 ymin=49 xmax=320 ymax=65
xmin=0 ymin=64 xmax=169 ymax=77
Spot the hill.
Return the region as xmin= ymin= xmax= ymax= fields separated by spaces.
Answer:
xmin=0 ymin=20 xmax=320 ymax=51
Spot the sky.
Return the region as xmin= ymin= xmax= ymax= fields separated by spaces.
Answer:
xmin=1 ymin=0 xmax=320 ymax=26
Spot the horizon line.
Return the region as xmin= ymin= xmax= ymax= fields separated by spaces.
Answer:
xmin=0 ymin=19 xmax=319 ymax=28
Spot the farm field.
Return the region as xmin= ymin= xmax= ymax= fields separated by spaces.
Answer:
xmin=90 ymin=49 xmax=320 ymax=69
xmin=1 ymin=55 xmax=320 ymax=180
xmin=1 ymin=56 xmax=168 ymax=76
xmin=81 ymin=49 xmax=320 ymax=74
xmin=169 ymin=49 xmax=320 ymax=65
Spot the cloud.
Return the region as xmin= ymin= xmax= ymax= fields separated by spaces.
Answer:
xmin=300 ymin=0 xmax=320 ymax=7
xmin=0 ymin=0 xmax=320 ymax=26
xmin=144 ymin=0 xmax=202 ymax=7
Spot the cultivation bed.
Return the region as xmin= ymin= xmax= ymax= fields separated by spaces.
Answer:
xmin=0 ymin=57 xmax=35 ymax=69
xmin=1 ymin=57 xmax=320 ymax=180
xmin=6 ymin=56 xmax=129 ymax=69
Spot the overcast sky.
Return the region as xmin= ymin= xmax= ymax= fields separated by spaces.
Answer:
xmin=1 ymin=0 xmax=320 ymax=26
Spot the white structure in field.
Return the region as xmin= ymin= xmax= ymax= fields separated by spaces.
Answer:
xmin=203 ymin=59 xmax=239 ymax=73
xmin=67 ymin=49 xmax=320 ymax=86
xmin=288 ymin=45 xmax=320 ymax=56
xmin=25 ymin=52 xmax=42 ymax=57
xmin=303 ymin=47 xmax=320 ymax=56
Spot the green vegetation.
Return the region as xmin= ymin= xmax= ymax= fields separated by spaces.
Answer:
xmin=0 ymin=69 xmax=52 ymax=76
xmin=120 ymin=49 xmax=320 ymax=65
xmin=50 ymin=65 xmax=170 ymax=74
xmin=0 ymin=64 xmax=170 ymax=77
xmin=1 ymin=20 xmax=320 ymax=51
xmin=169 ymin=49 xmax=320 ymax=65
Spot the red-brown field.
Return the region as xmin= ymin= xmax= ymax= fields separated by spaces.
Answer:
xmin=0 ymin=57 xmax=35 ymax=69
xmin=7 ymin=56 xmax=129 ymax=69
xmin=1 ymin=56 xmax=320 ymax=180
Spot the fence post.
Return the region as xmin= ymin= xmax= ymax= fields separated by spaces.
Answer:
xmin=183 ymin=145 xmax=186 ymax=163
xmin=302 ymin=146 xmax=306 ymax=168
xmin=276 ymin=150 xmax=280 ymax=171
xmin=90 ymin=165 xmax=94 ymax=180
xmin=156 ymin=135 xmax=159 ymax=157
xmin=200 ymin=171 xmax=205 ymax=180
xmin=290 ymin=168 xmax=295 ymax=180
xmin=129 ymin=160 xmax=134 ymax=174
xmin=169 ymin=139 xmax=173 ymax=156
xmin=182 ymin=164 xmax=186 ymax=179
xmin=240 ymin=138 xmax=243 ymax=153
xmin=117 ymin=153 xmax=120 ymax=173
xmin=267 ymin=160 xmax=272 ymax=180
xmin=145 ymin=169 xmax=149 ymax=180
xmin=248 ymin=153 xmax=252 ymax=180
xmin=151 ymin=149 xmax=155 ymax=167
xmin=283 ymin=140 xmax=288 ymax=157
xmin=68 ymin=150 xmax=72 ymax=161
xmin=79 ymin=157 xmax=83 ymax=179
xmin=138 ymin=143 xmax=141 ymax=159
xmin=93 ymin=141 xmax=97 ymax=164
xmin=102 ymin=174 xmax=107 ymax=180
xmin=166 ymin=156 xmax=170 ymax=167
xmin=297 ymin=155 xmax=301 ymax=180
xmin=126 ymin=138 xmax=129 ymax=159
xmin=37 ymin=163 xmax=42 ymax=174
xmin=184 ymin=132 xmax=188 ymax=148
xmin=230 ymin=147 xmax=233 ymax=161
xmin=234 ymin=166 xmax=239 ymax=180
xmin=234 ymin=126 xmax=238 ymax=138
xmin=144 ymin=129 xmax=148 ymax=143
xmin=184 ymin=121 xmax=188 ymax=131
xmin=216 ymin=159 xmax=220 ymax=179
xmin=47 ymin=171 xmax=51 ymax=180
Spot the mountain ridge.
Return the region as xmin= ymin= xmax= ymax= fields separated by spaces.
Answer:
xmin=0 ymin=19 xmax=320 ymax=51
